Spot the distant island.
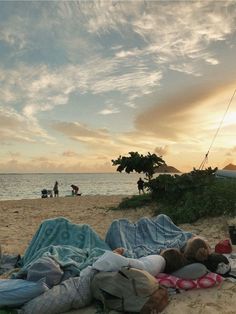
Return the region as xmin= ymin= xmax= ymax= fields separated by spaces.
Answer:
xmin=222 ymin=163 xmax=236 ymax=170
xmin=155 ymin=164 xmax=181 ymax=173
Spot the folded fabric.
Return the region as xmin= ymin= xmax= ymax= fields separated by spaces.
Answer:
xmin=92 ymin=251 xmax=166 ymax=276
xmin=0 ymin=279 xmax=48 ymax=308
xmin=27 ymin=256 xmax=64 ymax=288
xmin=156 ymin=272 xmax=223 ymax=290
xmin=92 ymin=251 xmax=130 ymax=271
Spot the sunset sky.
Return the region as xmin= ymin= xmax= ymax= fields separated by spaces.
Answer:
xmin=0 ymin=0 xmax=236 ymax=173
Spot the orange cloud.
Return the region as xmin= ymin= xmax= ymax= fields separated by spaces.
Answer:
xmin=135 ymin=79 xmax=236 ymax=141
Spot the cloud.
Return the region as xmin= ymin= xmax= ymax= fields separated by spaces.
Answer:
xmin=0 ymin=151 xmax=115 ymax=173
xmin=135 ymin=80 xmax=236 ymax=143
xmin=0 ymin=15 xmax=27 ymax=50
xmin=2 ymin=1 xmax=235 ymax=126
xmin=154 ymin=146 xmax=169 ymax=157
xmin=115 ymin=50 xmax=138 ymax=58
xmin=7 ymin=151 xmax=22 ymax=158
xmin=206 ymin=57 xmax=219 ymax=65
xmin=0 ymin=106 xmax=50 ymax=144
xmin=0 ymin=53 xmax=162 ymax=121
xmin=98 ymin=104 xmax=120 ymax=115
xmin=62 ymin=150 xmax=79 ymax=158
xmin=1 ymin=1 xmax=236 ymax=173
xmin=52 ymin=121 xmax=110 ymax=144
xmin=73 ymin=1 xmax=236 ymax=76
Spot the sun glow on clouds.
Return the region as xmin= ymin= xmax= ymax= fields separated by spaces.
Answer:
xmin=0 ymin=1 xmax=236 ymax=172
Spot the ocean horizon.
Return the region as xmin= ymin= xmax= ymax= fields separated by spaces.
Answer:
xmin=0 ymin=172 xmax=151 ymax=201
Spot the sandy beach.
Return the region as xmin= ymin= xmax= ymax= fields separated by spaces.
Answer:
xmin=1 ymin=195 xmax=236 ymax=313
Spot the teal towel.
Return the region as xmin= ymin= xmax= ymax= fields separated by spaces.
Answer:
xmin=15 ymin=217 xmax=110 ymax=277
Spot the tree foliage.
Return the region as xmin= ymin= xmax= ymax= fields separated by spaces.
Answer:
xmin=110 ymin=166 xmax=236 ymax=224
xmin=147 ymin=167 xmax=236 ymax=223
xmin=147 ymin=167 xmax=218 ymax=202
xmin=111 ymin=151 xmax=165 ymax=181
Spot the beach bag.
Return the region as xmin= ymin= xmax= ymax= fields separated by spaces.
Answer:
xmin=215 ymin=239 xmax=232 ymax=254
xmin=91 ymin=266 xmax=168 ymax=313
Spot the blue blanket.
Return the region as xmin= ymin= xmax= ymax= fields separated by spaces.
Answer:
xmin=16 ymin=217 xmax=110 ymax=277
xmin=14 ymin=214 xmax=193 ymax=277
xmin=105 ymin=214 xmax=193 ymax=258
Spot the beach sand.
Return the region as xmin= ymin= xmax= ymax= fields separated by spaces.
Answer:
xmin=0 ymin=196 xmax=236 ymax=314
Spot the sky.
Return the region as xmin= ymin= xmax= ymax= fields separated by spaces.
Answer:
xmin=0 ymin=0 xmax=236 ymax=173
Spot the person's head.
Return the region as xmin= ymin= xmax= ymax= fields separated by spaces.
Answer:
xmin=204 ymin=253 xmax=230 ymax=275
xmin=184 ymin=236 xmax=211 ymax=262
xmin=160 ymin=248 xmax=186 ymax=274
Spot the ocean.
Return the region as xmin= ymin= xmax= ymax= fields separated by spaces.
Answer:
xmin=0 ymin=172 xmax=147 ymax=201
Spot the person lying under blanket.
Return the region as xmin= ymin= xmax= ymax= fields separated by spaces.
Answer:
xmin=17 ymin=247 xmax=220 ymax=314
xmin=1 ymin=215 xmax=233 ymax=313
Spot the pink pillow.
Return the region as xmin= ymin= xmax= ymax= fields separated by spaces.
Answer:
xmin=156 ymin=272 xmax=223 ymax=290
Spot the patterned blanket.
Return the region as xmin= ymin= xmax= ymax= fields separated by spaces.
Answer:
xmin=11 ymin=214 xmax=192 ymax=277
xmin=14 ymin=217 xmax=110 ymax=278
xmin=105 ymin=214 xmax=193 ymax=258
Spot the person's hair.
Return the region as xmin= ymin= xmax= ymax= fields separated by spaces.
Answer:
xmin=160 ymin=248 xmax=186 ymax=274
xmin=204 ymin=253 xmax=230 ymax=273
xmin=184 ymin=236 xmax=211 ymax=262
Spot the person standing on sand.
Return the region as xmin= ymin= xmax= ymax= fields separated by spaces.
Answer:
xmin=53 ymin=181 xmax=59 ymax=197
xmin=137 ymin=177 xmax=145 ymax=194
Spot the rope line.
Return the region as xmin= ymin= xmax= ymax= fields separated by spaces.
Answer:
xmin=199 ymin=88 xmax=236 ymax=170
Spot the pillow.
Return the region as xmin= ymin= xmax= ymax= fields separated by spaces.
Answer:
xmin=0 ymin=279 xmax=48 ymax=308
xmin=156 ymin=272 xmax=223 ymax=290
xmin=172 ymin=263 xmax=207 ymax=280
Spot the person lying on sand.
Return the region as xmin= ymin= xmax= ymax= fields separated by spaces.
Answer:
xmin=183 ymin=236 xmax=212 ymax=263
xmin=110 ymin=247 xmax=187 ymax=275
xmin=19 ymin=247 xmax=187 ymax=314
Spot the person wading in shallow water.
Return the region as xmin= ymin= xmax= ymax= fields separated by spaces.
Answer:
xmin=71 ymin=184 xmax=79 ymax=196
xmin=137 ymin=177 xmax=145 ymax=194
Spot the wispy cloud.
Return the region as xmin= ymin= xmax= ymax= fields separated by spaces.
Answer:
xmin=1 ymin=1 xmax=236 ymax=173
xmin=0 ymin=15 xmax=27 ymax=50
xmin=52 ymin=121 xmax=110 ymax=143
xmin=62 ymin=150 xmax=79 ymax=158
xmin=135 ymin=81 xmax=236 ymax=145
xmin=0 ymin=106 xmax=49 ymax=144
xmin=98 ymin=104 xmax=120 ymax=115
xmin=154 ymin=146 xmax=169 ymax=157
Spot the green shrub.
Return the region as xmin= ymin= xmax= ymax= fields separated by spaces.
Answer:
xmin=152 ymin=177 xmax=236 ymax=223
xmin=111 ymin=168 xmax=236 ymax=224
